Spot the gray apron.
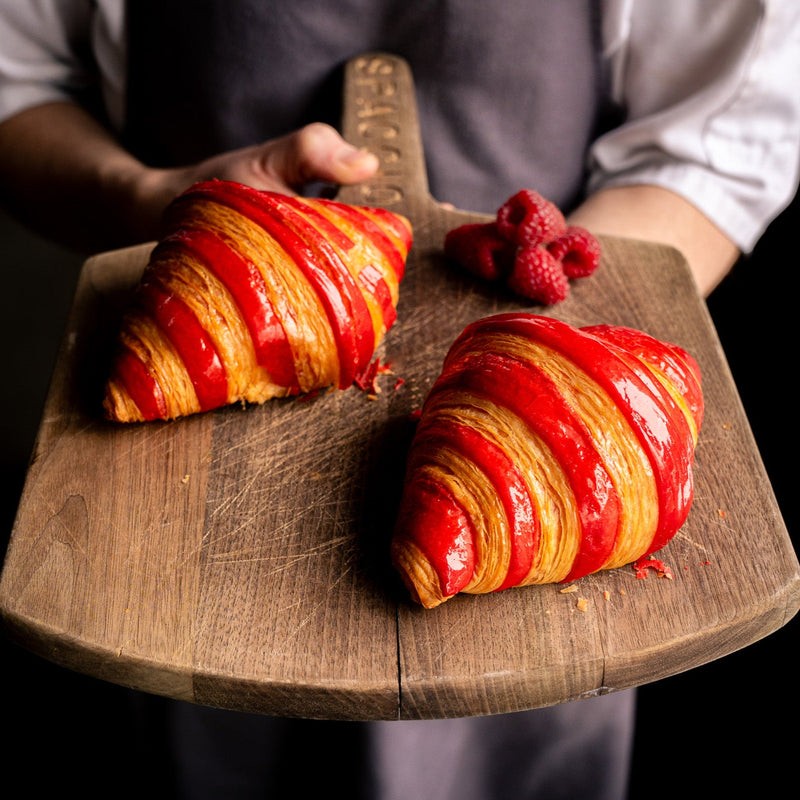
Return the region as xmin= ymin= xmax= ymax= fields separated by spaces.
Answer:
xmin=123 ymin=0 xmax=607 ymax=215
xmin=122 ymin=3 xmax=634 ymax=798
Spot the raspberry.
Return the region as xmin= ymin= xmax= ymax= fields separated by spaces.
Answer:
xmin=547 ymin=225 xmax=601 ymax=278
xmin=506 ymin=244 xmax=569 ymax=305
xmin=444 ymin=222 xmax=516 ymax=281
xmin=496 ymin=189 xmax=567 ymax=246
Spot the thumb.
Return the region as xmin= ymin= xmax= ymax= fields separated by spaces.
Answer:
xmin=273 ymin=123 xmax=380 ymax=188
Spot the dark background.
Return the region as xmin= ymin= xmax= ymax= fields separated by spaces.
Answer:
xmin=1 ymin=186 xmax=797 ymax=797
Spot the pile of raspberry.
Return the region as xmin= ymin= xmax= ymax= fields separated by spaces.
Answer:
xmin=444 ymin=189 xmax=601 ymax=305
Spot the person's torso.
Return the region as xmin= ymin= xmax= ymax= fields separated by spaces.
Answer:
xmin=124 ymin=0 xmax=604 ymax=213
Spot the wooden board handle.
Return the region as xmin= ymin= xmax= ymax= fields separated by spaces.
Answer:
xmin=337 ymin=53 xmax=432 ymax=213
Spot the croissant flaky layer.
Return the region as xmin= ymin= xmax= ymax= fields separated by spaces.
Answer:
xmin=391 ymin=313 xmax=704 ymax=608
xmin=103 ymin=180 xmax=412 ymax=422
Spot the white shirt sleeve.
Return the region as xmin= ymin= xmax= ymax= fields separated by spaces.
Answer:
xmin=0 ymin=0 xmax=126 ymax=130
xmin=594 ymin=0 xmax=800 ymax=252
xmin=2 ymin=0 xmax=798 ymax=252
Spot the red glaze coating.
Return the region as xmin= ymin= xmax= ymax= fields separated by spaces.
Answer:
xmin=585 ymin=325 xmax=704 ymax=431
xmin=393 ymin=312 xmax=703 ymax=607
xmin=429 ymin=350 xmax=620 ymax=583
xmin=104 ymin=180 xmax=411 ymax=422
xmin=282 ymin=196 xmax=355 ymax=253
xmin=155 ymin=228 xmax=298 ymax=389
xmin=112 ymin=345 xmax=167 ymax=421
xmin=475 ymin=314 xmax=696 ymax=555
xmin=412 ymin=418 xmax=539 ymax=592
xmin=357 ymin=264 xmax=397 ymax=330
xmin=394 ymin=476 xmax=476 ymax=599
xmin=138 ymin=276 xmax=229 ymax=412
xmin=185 ymin=182 xmax=374 ymax=389
xmin=318 ymin=199 xmax=408 ymax=281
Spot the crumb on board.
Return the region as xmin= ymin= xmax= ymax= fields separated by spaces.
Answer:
xmin=633 ymin=556 xmax=674 ymax=580
xmin=296 ymin=389 xmax=321 ymax=403
xmin=559 ymin=585 xmax=578 ymax=593
xmin=354 ymin=356 xmax=395 ymax=396
xmin=576 ymin=597 xmax=589 ymax=612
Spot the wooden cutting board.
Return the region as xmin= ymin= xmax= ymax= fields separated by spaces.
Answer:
xmin=2 ymin=53 xmax=798 ymax=721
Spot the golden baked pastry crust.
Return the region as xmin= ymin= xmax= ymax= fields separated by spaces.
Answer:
xmin=102 ymin=181 xmax=412 ymax=423
xmin=391 ymin=313 xmax=703 ymax=608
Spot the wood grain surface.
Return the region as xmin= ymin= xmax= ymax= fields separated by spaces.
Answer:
xmin=1 ymin=53 xmax=798 ymax=721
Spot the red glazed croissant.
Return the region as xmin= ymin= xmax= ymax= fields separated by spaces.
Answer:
xmin=391 ymin=313 xmax=703 ymax=608
xmin=102 ymin=180 xmax=412 ymax=422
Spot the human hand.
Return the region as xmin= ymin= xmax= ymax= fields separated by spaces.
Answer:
xmin=138 ymin=122 xmax=380 ymax=235
xmin=0 ymin=101 xmax=381 ymax=251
